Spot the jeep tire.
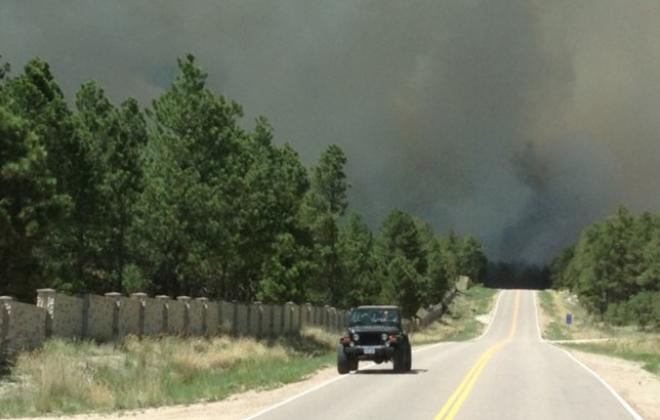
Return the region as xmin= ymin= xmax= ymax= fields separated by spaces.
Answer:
xmin=404 ymin=343 xmax=412 ymax=371
xmin=393 ymin=346 xmax=406 ymax=372
xmin=337 ymin=345 xmax=350 ymax=374
xmin=349 ymin=356 xmax=358 ymax=372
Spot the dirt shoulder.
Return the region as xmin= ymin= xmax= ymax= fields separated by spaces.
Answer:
xmin=564 ymin=348 xmax=659 ymax=420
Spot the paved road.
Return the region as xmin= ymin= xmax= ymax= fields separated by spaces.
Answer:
xmin=248 ymin=290 xmax=638 ymax=420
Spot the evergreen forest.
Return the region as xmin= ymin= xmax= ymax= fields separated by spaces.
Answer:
xmin=551 ymin=207 xmax=660 ymax=327
xmin=0 ymin=55 xmax=488 ymax=316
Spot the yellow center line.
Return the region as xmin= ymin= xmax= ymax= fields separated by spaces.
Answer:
xmin=434 ymin=290 xmax=520 ymax=420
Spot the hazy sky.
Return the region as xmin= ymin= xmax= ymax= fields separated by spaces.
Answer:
xmin=2 ymin=1 xmax=660 ymax=262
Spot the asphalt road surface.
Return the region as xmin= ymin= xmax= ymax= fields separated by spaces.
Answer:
xmin=247 ymin=290 xmax=640 ymax=420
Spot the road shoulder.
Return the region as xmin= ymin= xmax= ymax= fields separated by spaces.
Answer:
xmin=563 ymin=347 xmax=659 ymax=419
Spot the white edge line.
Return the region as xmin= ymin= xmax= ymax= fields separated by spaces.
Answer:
xmin=533 ymin=291 xmax=643 ymax=420
xmin=471 ymin=289 xmax=504 ymax=342
xmin=532 ymin=290 xmax=543 ymax=341
xmin=556 ymin=347 xmax=643 ymax=420
xmin=243 ymin=372 xmax=348 ymax=420
xmin=245 ymin=291 xmax=505 ymax=420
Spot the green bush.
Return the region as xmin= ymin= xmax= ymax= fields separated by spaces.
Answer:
xmin=605 ymin=291 xmax=660 ymax=329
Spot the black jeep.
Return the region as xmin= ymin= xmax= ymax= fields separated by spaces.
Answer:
xmin=337 ymin=305 xmax=412 ymax=374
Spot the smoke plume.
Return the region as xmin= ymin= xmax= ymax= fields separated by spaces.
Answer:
xmin=2 ymin=0 xmax=660 ymax=262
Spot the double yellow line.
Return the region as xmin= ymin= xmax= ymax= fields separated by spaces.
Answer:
xmin=434 ymin=290 xmax=520 ymax=420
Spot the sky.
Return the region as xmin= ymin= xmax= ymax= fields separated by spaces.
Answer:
xmin=2 ymin=0 xmax=660 ymax=263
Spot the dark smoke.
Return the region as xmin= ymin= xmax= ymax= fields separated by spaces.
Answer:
xmin=2 ymin=0 xmax=660 ymax=262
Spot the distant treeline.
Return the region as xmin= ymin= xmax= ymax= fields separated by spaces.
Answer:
xmin=0 ymin=54 xmax=488 ymax=316
xmin=551 ymin=207 xmax=660 ymax=328
xmin=484 ymin=262 xmax=551 ymax=290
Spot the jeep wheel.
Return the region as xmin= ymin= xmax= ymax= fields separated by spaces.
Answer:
xmin=393 ymin=347 xmax=406 ymax=372
xmin=404 ymin=344 xmax=412 ymax=371
xmin=349 ymin=356 xmax=358 ymax=371
xmin=337 ymin=345 xmax=350 ymax=374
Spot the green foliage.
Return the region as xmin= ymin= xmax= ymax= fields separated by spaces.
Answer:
xmin=376 ymin=210 xmax=428 ymax=316
xmin=337 ymin=213 xmax=378 ymax=307
xmin=0 ymin=106 xmax=68 ymax=299
xmin=552 ymin=207 xmax=660 ymax=329
xmin=302 ymin=144 xmax=349 ymax=305
xmin=257 ymin=233 xmax=313 ymax=303
xmin=605 ymin=291 xmax=660 ymax=328
xmin=121 ymin=264 xmax=150 ymax=295
xmin=0 ymin=54 xmax=489 ymax=308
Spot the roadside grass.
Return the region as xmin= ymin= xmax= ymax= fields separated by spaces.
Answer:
xmin=537 ymin=289 xmax=660 ymax=377
xmin=563 ymin=335 xmax=660 ymax=377
xmin=411 ymin=285 xmax=498 ymax=345
xmin=538 ymin=290 xmax=571 ymax=340
xmin=0 ymin=328 xmax=335 ymax=418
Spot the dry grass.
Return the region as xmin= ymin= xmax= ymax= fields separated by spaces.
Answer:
xmin=299 ymin=327 xmax=337 ymax=349
xmin=170 ymin=337 xmax=289 ymax=375
xmin=0 ymin=332 xmax=335 ymax=418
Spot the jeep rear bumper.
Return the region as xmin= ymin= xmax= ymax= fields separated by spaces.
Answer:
xmin=343 ymin=345 xmax=395 ymax=360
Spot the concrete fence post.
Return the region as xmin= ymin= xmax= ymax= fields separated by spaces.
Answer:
xmin=254 ymin=302 xmax=263 ymax=337
xmin=0 ymin=296 xmax=11 ymax=358
xmin=130 ymin=293 xmax=148 ymax=337
xmin=268 ymin=304 xmax=275 ymax=336
xmin=176 ymin=296 xmax=191 ymax=336
xmin=284 ymin=302 xmax=294 ymax=334
xmin=323 ymin=305 xmax=330 ymax=330
xmin=304 ymin=303 xmax=312 ymax=327
xmin=328 ymin=307 xmax=337 ymax=332
xmin=232 ymin=300 xmax=238 ymax=335
xmin=311 ymin=305 xmax=318 ymax=326
xmin=247 ymin=302 xmax=262 ymax=337
xmin=196 ymin=297 xmax=209 ymax=336
xmin=218 ymin=301 xmax=234 ymax=335
xmin=298 ymin=305 xmax=304 ymax=332
xmin=156 ymin=295 xmax=170 ymax=334
xmin=36 ymin=288 xmax=55 ymax=338
xmin=269 ymin=305 xmax=281 ymax=336
xmin=81 ymin=294 xmax=90 ymax=338
xmin=104 ymin=292 xmax=122 ymax=339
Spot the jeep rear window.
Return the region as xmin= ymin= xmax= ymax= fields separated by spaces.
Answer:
xmin=349 ymin=309 xmax=400 ymax=326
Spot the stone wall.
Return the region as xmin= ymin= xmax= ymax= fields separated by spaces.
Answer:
xmin=235 ymin=304 xmax=248 ymax=335
xmin=272 ymin=305 xmax=283 ymax=335
xmin=206 ymin=301 xmax=220 ymax=336
xmin=0 ymin=301 xmax=7 ymax=356
xmin=188 ymin=299 xmax=205 ymax=336
xmin=219 ymin=301 xmax=234 ymax=334
xmin=0 ymin=297 xmax=47 ymax=356
xmin=142 ymin=296 xmax=166 ymax=336
xmin=37 ymin=289 xmax=85 ymax=339
xmin=0 ymin=290 xmax=369 ymax=359
xmin=167 ymin=299 xmax=186 ymax=335
xmin=248 ymin=303 xmax=260 ymax=337
xmin=86 ymin=294 xmax=116 ymax=342
xmin=118 ymin=296 xmax=142 ymax=336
